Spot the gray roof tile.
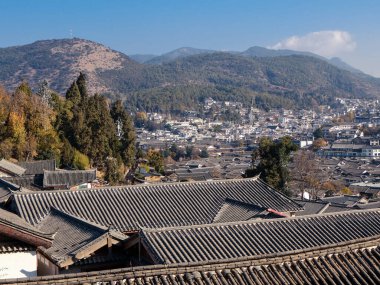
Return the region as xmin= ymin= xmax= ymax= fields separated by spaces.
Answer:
xmin=18 ymin=159 xmax=55 ymax=175
xmin=13 ymin=178 xmax=303 ymax=231
xmin=36 ymin=208 xmax=109 ymax=264
xmin=3 ymin=243 xmax=380 ymax=284
xmin=212 ymin=198 xmax=279 ymax=223
xmin=140 ymin=209 xmax=380 ymax=264
xmin=42 ymin=169 xmax=96 ymax=188
xmin=0 ymin=159 xmax=26 ymax=176
xmin=0 ymin=178 xmax=19 ymax=203
xmin=0 ymin=208 xmax=53 ymax=241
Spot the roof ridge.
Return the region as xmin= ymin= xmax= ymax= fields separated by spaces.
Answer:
xmin=0 ymin=208 xmax=54 ymax=240
xmin=224 ymin=197 xmax=265 ymax=207
xmin=19 ymin=159 xmax=55 ymax=164
xmin=257 ymin=178 xmax=305 ymax=208
xmin=0 ymin=177 xmax=20 ymax=190
xmin=43 ymin=169 xmax=96 ymax=174
xmin=37 ymin=206 xmax=109 ymax=233
xmin=141 ymin=208 xmax=380 ymax=233
xmin=13 ymin=176 xmax=261 ymax=196
xmin=212 ymin=198 xmax=268 ymax=223
xmin=8 ymin=237 xmax=380 ymax=284
xmin=317 ymin=202 xmax=331 ymax=214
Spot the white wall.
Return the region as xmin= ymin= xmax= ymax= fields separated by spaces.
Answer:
xmin=0 ymin=252 xmax=36 ymax=279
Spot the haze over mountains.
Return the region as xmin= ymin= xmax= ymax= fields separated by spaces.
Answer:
xmin=0 ymin=38 xmax=379 ymax=112
xmin=130 ymin=46 xmax=363 ymax=74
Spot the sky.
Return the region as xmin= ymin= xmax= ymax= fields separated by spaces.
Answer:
xmin=1 ymin=0 xmax=380 ymax=76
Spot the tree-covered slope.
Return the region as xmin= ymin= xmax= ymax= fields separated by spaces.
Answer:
xmin=102 ymin=52 xmax=380 ymax=112
xmin=0 ymin=39 xmax=380 ymax=112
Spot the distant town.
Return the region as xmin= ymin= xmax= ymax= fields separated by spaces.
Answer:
xmin=134 ymin=96 xmax=380 ymax=200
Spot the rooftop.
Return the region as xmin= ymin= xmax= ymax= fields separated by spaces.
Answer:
xmin=0 ymin=159 xmax=26 ymax=176
xmin=18 ymin=159 xmax=55 ymax=175
xmin=13 ymin=177 xmax=303 ymax=232
xmin=2 ymin=235 xmax=379 ymax=285
xmin=140 ymin=209 xmax=380 ymax=264
xmin=36 ymin=208 xmax=126 ymax=267
xmin=42 ymin=169 xmax=96 ymax=188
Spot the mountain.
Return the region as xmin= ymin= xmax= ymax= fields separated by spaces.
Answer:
xmin=129 ymin=54 xmax=157 ymax=63
xmin=141 ymin=45 xmax=363 ymax=75
xmin=328 ymin=57 xmax=364 ymax=74
xmin=145 ymin=47 xmax=216 ymax=64
xmin=109 ymin=52 xmax=380 ymax=112
xmin=0 ymin=38 xmax=141 ymax=94
xmin=240 ymin=47 xmax=364 ymax=74
xmin=240 ymin=46 xmax=324 ymax=59
xmin=0 ymin=38 xmax=379 ymax=113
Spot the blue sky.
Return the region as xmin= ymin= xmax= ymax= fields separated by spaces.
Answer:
xmin=1 ymin=0 xmax=380 ymax=76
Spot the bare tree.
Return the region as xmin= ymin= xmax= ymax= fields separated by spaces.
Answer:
xmin=290 ymin=150 xmax=317 ymax=199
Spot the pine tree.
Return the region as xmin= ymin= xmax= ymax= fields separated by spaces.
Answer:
xmin=65 ymin=81 xmax=81 ymax=105
xmin=84 ymin=94 xmax=117 ymax=167
xmin=76 ymin=72 xmax=88 ymax=100
xmin=111 ymin=100 xmax=136 ymax=167
xmin=15 ymin=81 xmax=33 ymax=97
xmin=105 ymin=157 xmax=122 ymax=185
xmin=246 ymin=136 xmax=298 ymax=196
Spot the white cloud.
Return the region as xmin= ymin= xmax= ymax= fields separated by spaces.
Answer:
xmin=270 ymin=30 xmax=356 ymax=57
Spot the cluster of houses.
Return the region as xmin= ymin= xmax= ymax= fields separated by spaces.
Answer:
xmin=138 ymin=96 xmax=380 ymax=148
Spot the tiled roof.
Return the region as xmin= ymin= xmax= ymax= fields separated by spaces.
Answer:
xmin=2 ymin=240 xmax=380 ymax=284
xmin=321 ymin=195 xmax=362 ymax=206
xmin=126 ymin=246 xmax=380 ymax=285
xmin=212 ymin=198 xmax=280 ymax=223
xmin=0 ymin=208 xmax=53 ymax=245
xmin=294 ymin=199 xmax=364 ymax=216
xmin=18 ymin=159 xmax=55 ymax=175
xmin=36 ymin=208 xmax=112 ymax=265
xmin=177 ymin=172 xmax=213 ymax=181
xmin=13 ymin=178 xmax=303 ymax=231
xmin=0 ymin=178 xmax=19 ymax=203
xmin=294 ymin=200 xmax=330 ymax=216
xmin=42 ymin=169 xmax=96 ymax=188
xmin=0 ymin=241 xmax=34 ymax=253
xmin=140 ymin=209 xmax=380 ymax=264
xmin=3 ymin=174 xmax=43 ymax=190
xmin=0 ymin=159 xmax=26 ymax=176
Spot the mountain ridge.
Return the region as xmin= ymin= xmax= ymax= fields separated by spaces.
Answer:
xmin=0 ymin=38 xmax=379 ymax=112
xmin=0 ymin=38 xmax=141 ymax=94
xmin=130 ymin=45 xmax=363 ymax=74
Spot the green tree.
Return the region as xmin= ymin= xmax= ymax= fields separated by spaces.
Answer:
xmin=313 ymin=127 xmax=323 ymax=139
xmin=185 ymin=145 xmax=194 ymax=159
xmin=111 ymin=100 xmax=136 ymax=167
xmin=76 ymin=72 xmax=88 ymax=100
xmin=105 ymin=157 xmax=123 ymax=185
xmin=246 ymin=136 xmax=298 ymax=196
xmin=199 ymin=147 xmax=209 ymax=158
xmin=15 ymin=81 xmax=33 ymax=97
xmin=72 ymin=150 xmax=90 ymax=170
xmin=147 ymin=149 xmax=164 ymax=173
xmin=35 ymin=128 xmax=62 ymax=162
xmin=65 ymin=81 xmax=81 ymax=105
xmin=61 ymin=138 xmax=75 ymax=167
xmin=84 ymin=94 xmax=117 ymax=166
xmin=0 ymin=86 xmax=11 ymax=140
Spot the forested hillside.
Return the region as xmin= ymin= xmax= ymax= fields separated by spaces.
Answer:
xmin=0 ymin=74 xmax=136 ymax=183
xmin=1 ymin=38 xmax=380 ymax=113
